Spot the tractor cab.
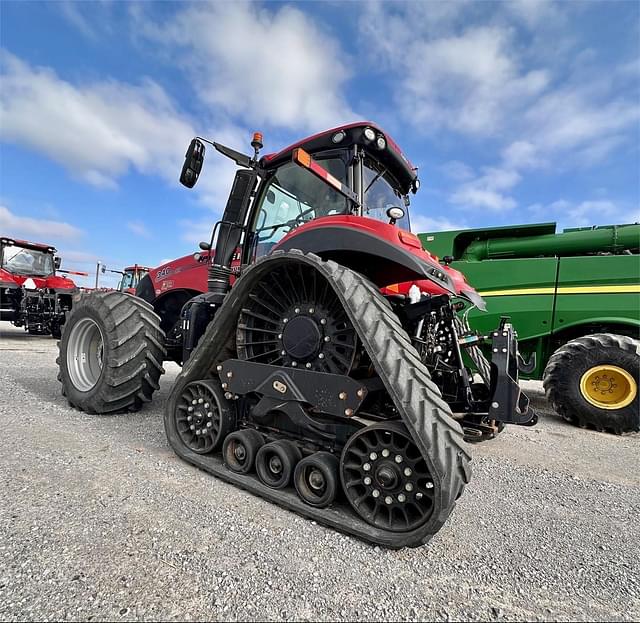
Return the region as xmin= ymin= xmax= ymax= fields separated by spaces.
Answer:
xmin=180 ymin=122 xmax=419 ymax=260
xmin=117 ymin=265 xmax=150 ymax=293
xmin=0 ymin=237 xmax=57 ymax=278
xmin=246 ymin=123 xmax=417 ymax=259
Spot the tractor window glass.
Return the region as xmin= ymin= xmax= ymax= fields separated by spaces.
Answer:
xmin=1 ymin=245 xmax=54 ymax=276
xmin=120 ymin=272 xmax=135 ymax=290
xmin=363 ymin=160 xmax=411 ymax=231
xmin=252 ymin=159 xmax=348 ymax=257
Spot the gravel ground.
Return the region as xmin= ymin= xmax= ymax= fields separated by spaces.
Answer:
xmin=0 ymin=325 xmax=638 ymax=622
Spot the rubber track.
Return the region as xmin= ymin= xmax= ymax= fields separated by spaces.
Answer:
xmin=543 ymin=333 xmax=640 ymax=434
xmin=165 ymin=251 xmax=471 ymax=548
xmin=57 ymin=290 xmax=166 ymax=413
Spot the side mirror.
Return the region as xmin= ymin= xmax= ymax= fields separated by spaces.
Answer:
xmin=54 ymin=256 xmax=61 ymax=270
xmin=199 ymin=241 xmax=211 ymax=251
xmin=386 ymin=206 xmax=405 ymax=225
xmin=180 ymin=138 xmax=206 ymax=188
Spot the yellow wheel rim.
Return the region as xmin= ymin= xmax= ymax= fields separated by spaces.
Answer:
xmin=579 ymin=365 xmax=637 ymax=410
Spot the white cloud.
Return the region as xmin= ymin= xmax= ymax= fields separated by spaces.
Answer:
xmin=138 ymin=2 xmax=356 ymax=131
xmin=0 ymin=205 xmax=83 ymax=241
xmin=0 ymin=51 xmax=195 ymax=189
xmin=501 ymin=141 xmax=542 ymax=169
xmin=58 ymin=1 xmax=98 ymax=39
xmin=0 ymin=50 xmax=245 ymax=213
xmin=529 ymin=199 xmax=640 ymax=228
xmin=440 ymin=160 xmax=475 ymax=182
xmin=127 ymin=220 xmax=151 ymax=238
xmin=179 ymin=219 xmax=214 ymax=246
xmin=360 ymin=11 xmax=550 ymax=137
xmin=450 ymin=167 xmax=521 ymax=211
xmin=411 ymin=213 xmax=465 ymax=234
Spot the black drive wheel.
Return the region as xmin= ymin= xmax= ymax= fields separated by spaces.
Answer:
xmin=543 ymin=333 xmax=640 ymax=434
xmin=223 ymin=429 xmax=264 ymax=474
xmin=236 ymin=261 xmax=357 ymax=374
xmin=341 ymin=421 xmax=438 ymax=533
xmin=57 ymin=291 xmax=166 ymax=414
xmin=255 ymin=440 xmax=302 ymax=489
xmin=175 ymin=380 xmax=235 ymax=454
xmin=294 ymin=452 xmax=339 ymax=508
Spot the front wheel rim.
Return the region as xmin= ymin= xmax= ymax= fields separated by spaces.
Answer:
xmin=66 ymin=317 xmax=105 ymax=392
xmin=579 ymin=365 xmax=637 ymax=410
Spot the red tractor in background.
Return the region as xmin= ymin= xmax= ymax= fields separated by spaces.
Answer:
xmin=0 ymin=236 xmax=86 ymax=337
xmin=58 ymin=122 xmax=536 ymax=548
xmin=115 ymin=264 xmax=151 ymax=294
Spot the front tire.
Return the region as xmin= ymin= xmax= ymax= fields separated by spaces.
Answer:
xmin=543 ymin=333 xmax=639 ymax=434
xmin=57 ymin=291 xmax=166 ymax=414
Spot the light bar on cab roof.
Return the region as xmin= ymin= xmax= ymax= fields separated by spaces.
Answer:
xmin=292 ymin=148 xmax=360 ymax=205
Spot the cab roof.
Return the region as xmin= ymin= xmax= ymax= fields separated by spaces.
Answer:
xmin=260 ymin=121 xmax=418 ymax=195
xmin=0 ymin=236 xmax=56 ymax=253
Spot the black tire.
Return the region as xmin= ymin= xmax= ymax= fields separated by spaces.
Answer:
xmin=222 ymin=429 xmax=264 ymax=474
xmin=255 ymin=440 xmax=302 ymax=489
xmin=57 ymin=291 xmax=166 ymax=414
xmin=294 ymin=452 xmax=339 ymax=508
xmin=543 ymin=333 xmax=640 ymax=434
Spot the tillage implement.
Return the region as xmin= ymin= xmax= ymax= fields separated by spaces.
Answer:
xmin=57 ymin=123 xmax=536 ymax=547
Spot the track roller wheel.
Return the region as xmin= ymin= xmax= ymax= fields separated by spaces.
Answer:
xmin=175 ymin=380 xmax=235 ymax=454
xmin=294 ymin=452 xmax=339 ymax=508
xmin=341 ymin=421 xmax=437 ymax=533
xmin=256 ymin=440 xmax=302 ymax=489
xmin=223 ymin=429 xmax=264 ymax=474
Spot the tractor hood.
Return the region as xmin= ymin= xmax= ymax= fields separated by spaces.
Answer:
xmin=0 ymin=267 xmax=77 ymax=291
xmin=274 ymin=215 xmax=485 ymax=309
xmin=275 ymin=215 xmax=453 ymax=289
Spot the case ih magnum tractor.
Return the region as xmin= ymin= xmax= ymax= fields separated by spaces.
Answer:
xmin=0 ymin=237 xmax=84 ymax=337
xmin=58 ymin=123 xmax=535 ymax=547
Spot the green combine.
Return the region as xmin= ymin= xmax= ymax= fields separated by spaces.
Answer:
xmin=419 ymin=222 xmax=640 ymax=434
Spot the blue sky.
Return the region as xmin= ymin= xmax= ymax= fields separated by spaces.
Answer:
xmin=1 ymin=0 xmax=639 ymax=288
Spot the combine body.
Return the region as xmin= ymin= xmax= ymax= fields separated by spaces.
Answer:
xmin=419 ymin=222 xmax=640 ymax=433
xmin=0 ymin=237 xmax=78 ymax=336
xmin=58 ymin=122 xmax=536 ymax=547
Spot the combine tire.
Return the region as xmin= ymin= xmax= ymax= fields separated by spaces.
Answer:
xmin=543 ymin=333 xmax=640 ymax=434
xmin=57 ymin=291 xmax=166 ymax=414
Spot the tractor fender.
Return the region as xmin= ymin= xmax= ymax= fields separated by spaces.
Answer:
xmin=274 ymin=220 xmax=457 ymax=293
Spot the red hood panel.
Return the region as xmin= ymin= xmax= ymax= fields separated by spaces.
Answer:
xmin=0 ymin=268 xmax=77 ymax=290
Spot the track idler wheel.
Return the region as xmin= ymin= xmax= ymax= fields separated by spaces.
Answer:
xmin=341 ymin=421 xmax=437 ymax=532
xmin=294 ymin=452 xmax=339 ymax=508
xmin=175 ymin=380 xmax=235 ymax=454
xmin=223 ymin=429 xmax=264 ymax=474
xmin=256 ymin=440 xmax=302 ymax=489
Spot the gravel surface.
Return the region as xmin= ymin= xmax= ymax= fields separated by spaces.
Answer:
xmin=1 ymin=325 xmax=638 ymax=622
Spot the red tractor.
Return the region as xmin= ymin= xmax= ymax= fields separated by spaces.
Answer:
xmin=115 ymin=264 xmax=151 ymax=294
xmin=57 ymin=123 xmax=535 ymax=548
xmin=0 ymin=237 xmax=85 ymax=337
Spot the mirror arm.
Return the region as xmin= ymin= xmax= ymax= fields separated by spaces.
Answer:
xmin=194 ymin=136 xmax=254 ymax=169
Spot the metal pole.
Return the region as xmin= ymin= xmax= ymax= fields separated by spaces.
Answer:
xmin=95 ymin=261 xmax=101 ymax=289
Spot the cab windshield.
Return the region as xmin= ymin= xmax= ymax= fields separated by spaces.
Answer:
xmin=363 ymin=159 xmax=411 ymax=231
xmin=1 ymin=245 xmax=54 ymax=276
xmin=252 ymin=158 xmax=348 ymax=255
xmin=118 ymin=272 xmax=135 ymax=291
